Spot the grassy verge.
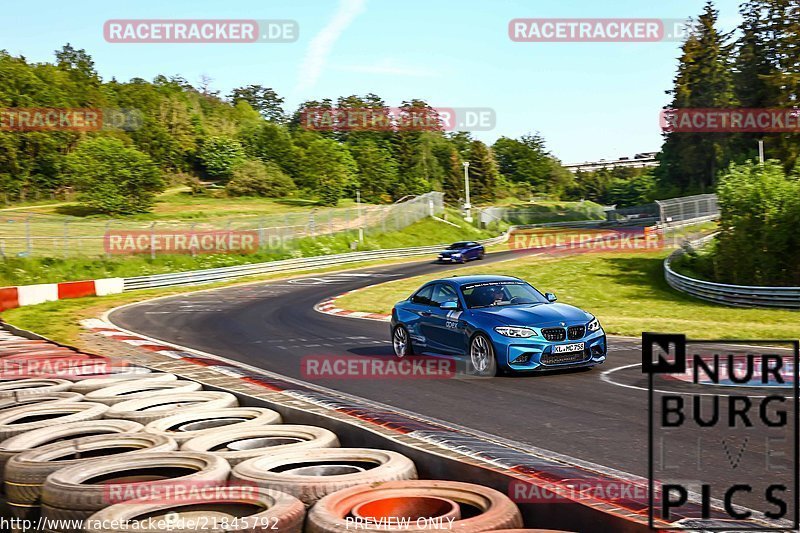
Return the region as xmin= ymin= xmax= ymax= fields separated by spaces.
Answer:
xmin=0 ymin=210 xmax=499 ymax=286
xmin=18 ymin=187 xmax=361 ymax=220
xmin=0 ymin=256 xmax=423 ymax=347
xmin=335 ymin=250 xmax=799 ymax=339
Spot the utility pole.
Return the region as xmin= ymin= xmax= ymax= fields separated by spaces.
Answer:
xmin=463 ymin=161 xmax=472 ymax=223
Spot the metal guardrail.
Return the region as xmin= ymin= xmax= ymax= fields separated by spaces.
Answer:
xmin=664 ymin=234 xmax=800 ymax=309
xmin=124 ymin=232 xmax=510 ymax=291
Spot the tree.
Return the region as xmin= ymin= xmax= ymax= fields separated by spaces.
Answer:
xmin=299 ymin=138 xmax=358 ymax=206
xmin=229 ymin=85 xmax=285 ymax=122
xmin=65 ymin=137 xmax=164 ymax=214
xmin=347 ymin=139 xmax=398 ymax=202
xmin=466 ymin=140 xmax=499 ymax=202
xmin=197 ymin=137 xmax=246 ymax=181
xmin=605 ymin=172 xmax=657 ymax=207
xmin=226 ymin=160 xmax=296 ymax=197
xmin=238 ymin=121 xmax=296 ymax=176
xmin=658 ymin=2 xmax=735 ymax=193
xmin=492 ymin=134 xmax=561 ymax=193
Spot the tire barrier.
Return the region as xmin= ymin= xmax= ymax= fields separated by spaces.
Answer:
xmin=105 ymin=391 xmax=239 ymax=425
xmin=85 ymin=379 xmax=203 ymax=406
xmin=5 ymin=433 xmax=177 ymax=521
xmin=306 ymin=480 xmax=523 ymax=533
xmin=40 ymin=451 xmax=230 ymax=531
xmin=143 ymin=407 xmax=283 ymax=444
xmin=488 ymin=530 xmax=575 ymax=532
xmin=0 ymin=378 xmax=72 ymax=396
xmin=84 ymin=488 xmax=306 ymax=533
xmin=0 ymin=402 xmax=108 ymax=440
xmin=69 ymin=368 xmax=170 ymax=394
xmin=181 ymin=425 xmax=340 ymax=466
xmin=0 ymin=419 xmax=143 ymax=486
xmin=0 ymin=392 xmax=83 ymax=412
xmin=231 ymin=448 xmax=418 ymax=507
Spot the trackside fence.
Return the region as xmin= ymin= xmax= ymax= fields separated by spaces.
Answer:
xmin=124 ymin=232 xmax=510 ymax=291
xmin=0 ymin=192 xmax=445 ymax=258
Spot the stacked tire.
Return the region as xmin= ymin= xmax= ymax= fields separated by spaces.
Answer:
xmin=0 ymin=331 xmax=534 ymax=532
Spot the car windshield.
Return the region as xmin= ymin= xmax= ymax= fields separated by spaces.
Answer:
xmin=460 ymin=281 xmax=549 ymax=309
xmin=447 ymin=242 xmax=469 ymax=250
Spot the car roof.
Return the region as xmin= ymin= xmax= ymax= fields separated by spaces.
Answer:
xmin=430 ymin=275 xmax=522 ymax=285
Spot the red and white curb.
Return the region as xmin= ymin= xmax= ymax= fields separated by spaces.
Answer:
xmin=1 ymin=278 xmax=124 ymax=312
xmin=315 ymin=290 xmax=391 ymax=322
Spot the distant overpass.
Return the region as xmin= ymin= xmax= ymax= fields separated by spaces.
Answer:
xmin=563 ymin=152 xmax=659 ymax=173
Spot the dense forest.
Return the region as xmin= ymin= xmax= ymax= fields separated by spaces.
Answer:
xmin=658 ymin=0 xmax=799 ymax=193
xmin=0 ymin=46 xmax=584 ymax=213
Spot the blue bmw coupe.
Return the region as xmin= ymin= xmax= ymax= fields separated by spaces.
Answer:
xmin=390 ymin=275 xmax=606 ymax=376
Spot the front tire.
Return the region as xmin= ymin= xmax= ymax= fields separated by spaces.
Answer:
xmin=469 ymin=333 xmax=498 ymax=377
xmin=392 ymin=325 xmax=413 ymax=358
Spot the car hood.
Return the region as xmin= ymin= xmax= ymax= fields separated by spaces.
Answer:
xmin=471 ymin=303 xmax=592 ymax=327
xmin=439 ymin=249 xmax=464 ymax=255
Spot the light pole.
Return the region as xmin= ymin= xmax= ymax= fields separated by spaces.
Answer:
xmin=356 ymin=189 xmax=364 ymax=243
xmin=462 ymin=161 xmax=472 ymax=223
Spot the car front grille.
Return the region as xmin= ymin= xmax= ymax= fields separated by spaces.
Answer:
xmin=568 ymin=326 xmax=586 ymax=340
xmin=541 ymin=351 xmax=588 ymax=366
xmin=541 ymin=327 xmax=566 ymax=341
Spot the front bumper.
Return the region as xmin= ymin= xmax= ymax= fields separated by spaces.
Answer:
xmin=492 ymin=330 xmax=607 ymax=372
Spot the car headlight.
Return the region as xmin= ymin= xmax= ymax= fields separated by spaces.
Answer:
xmin=587 ymin=318 xmax=601 ymax=332
xmin=453 ymin=253 xmax=461 ymax=256
xmin=494 ymin=326 xmax=537 ymax=338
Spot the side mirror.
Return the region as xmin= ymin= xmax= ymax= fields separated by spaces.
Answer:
xmin=545 ymin=292 xmax=557 ymax=303
xmin=440 ymin=301 xmax=459 ymax=310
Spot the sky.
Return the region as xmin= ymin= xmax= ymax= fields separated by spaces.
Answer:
xmin=4 ymin=0 xmax=744 ymax=163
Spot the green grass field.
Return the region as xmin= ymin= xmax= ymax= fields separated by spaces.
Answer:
xmin=335 ymin=250 xmax=800 ymax=339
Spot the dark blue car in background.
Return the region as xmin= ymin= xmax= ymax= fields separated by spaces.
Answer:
xmin=437 ymin=241 xmax=484 ymax=263
xmin=391 ymin=275 xmax=606 ymax=376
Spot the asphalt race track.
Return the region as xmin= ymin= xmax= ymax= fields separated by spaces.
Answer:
xmin=110 ymin=250 xmax=796 ymax=511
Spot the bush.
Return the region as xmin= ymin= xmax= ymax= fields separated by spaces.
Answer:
xmin=713 ymin=160 xmax=800 ymax=285
xmin=226 ymin=160 xmax=296 ymax=197
xmin=65 ymin=137 xmax=164 ymax=215
xmin=198 ymin=136 xmax=246 ymax=181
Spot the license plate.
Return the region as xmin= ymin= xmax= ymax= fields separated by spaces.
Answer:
xmin=553 ymin=343 xmax=584 ymax=354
